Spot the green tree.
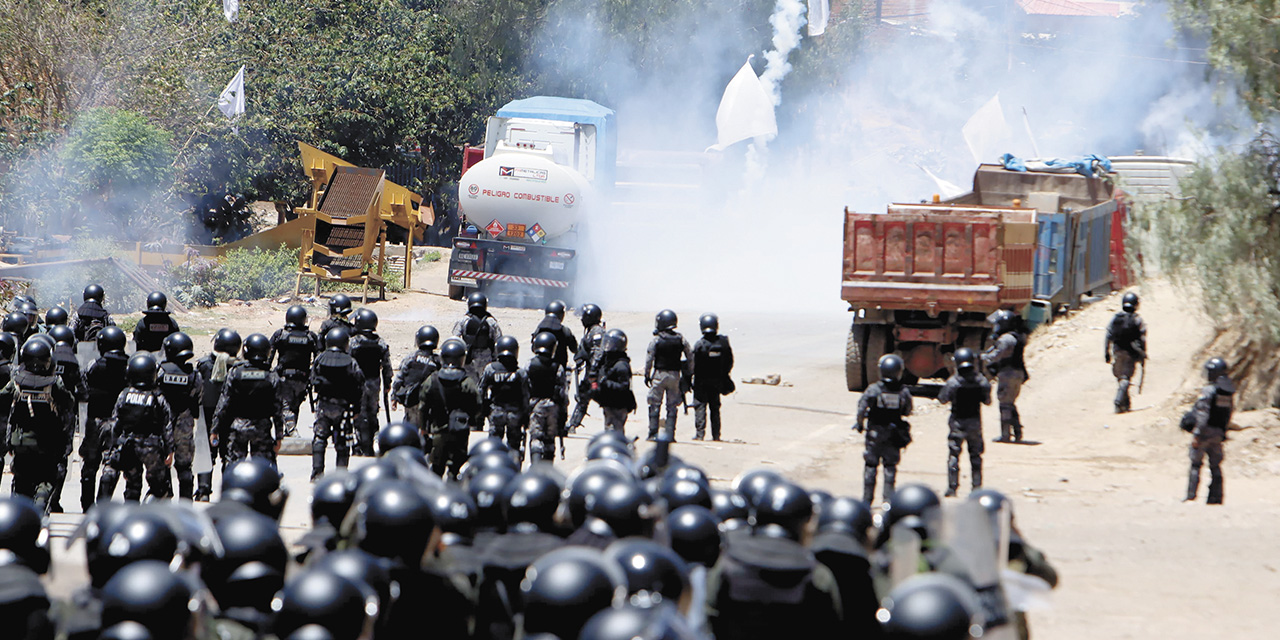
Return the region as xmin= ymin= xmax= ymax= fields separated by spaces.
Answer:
xmin=1167 ymin=0 xmax=1280 ymax=118
xmin=61 ymin=107 xmax=175 ymax=236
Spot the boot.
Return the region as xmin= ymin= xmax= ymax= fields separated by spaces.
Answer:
xmin=1011 ymin=407 xmax=1024 ymax=442
xmin=177 ymin=471 xmax=194 ymax=500
xmin=945 ymin=456 xmax=960 ymax=497
xmin=1185 ymin=467 xmax=1200 ymax=502
xmin=995 ymin=403 xmax=1015 ymax=442
xmin=971 ymin=461 xmax=983 ymax=491
xmin=194 ymin=472 xmax=213 ymax=502
xmin=1206 ymin=469 xmax=1223 ymax=505
xmin=1115 ymin=380 xmax=1130 ymax=413
xmin=862 ymin=466 xmax=877 ymax=505
xmin=647 ymin=406 xmax=661 ymax=440
xmin=883 ymin=465 xmax=897 ymax=503
xmin=81 ymin=478 xmax=97 ymax=512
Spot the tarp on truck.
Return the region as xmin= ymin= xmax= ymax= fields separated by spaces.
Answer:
xmin=496 ymin=97 xmax=617 ymax=185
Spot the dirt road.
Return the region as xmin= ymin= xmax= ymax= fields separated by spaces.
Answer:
xmin=33 ymin=261 xmax=1280 ymax=638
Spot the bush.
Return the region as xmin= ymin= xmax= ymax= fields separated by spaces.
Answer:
xmin=166 ymin=244 xmax=299 ymax=307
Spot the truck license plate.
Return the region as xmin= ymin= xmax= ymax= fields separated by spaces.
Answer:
xmin=549 ymin=261 xmax=564 ymax=270
xmin=456 ymin=252 xmax=479 ymax=261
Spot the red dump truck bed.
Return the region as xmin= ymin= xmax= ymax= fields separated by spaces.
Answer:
xmin=841 ymin=203 xmax=1037 ymax=314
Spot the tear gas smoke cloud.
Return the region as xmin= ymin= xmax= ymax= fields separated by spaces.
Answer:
xmin=759 ymin=0 xmax=808 ymax=107
xmin=534 ymin=1 xmax=1250 ymax=316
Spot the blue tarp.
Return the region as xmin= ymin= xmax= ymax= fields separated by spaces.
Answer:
xmin=496 ymin=97 xmax=617 ymax=187
xmin=1000 ymin=153 xmax=1113 ymax=178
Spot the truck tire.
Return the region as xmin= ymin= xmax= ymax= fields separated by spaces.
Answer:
xmin=448 ymin=284 xmax=465 ymax=301
xmin=846 ymin=325 xmax=868 ymax=392
xmin=865 ymin=324 xmax=889 ymax=381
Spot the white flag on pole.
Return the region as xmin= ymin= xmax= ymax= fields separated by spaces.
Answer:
xmin=962 ymin=94 xmax=1011 ymax=166
xmin=217 ymin=66 xmax=245 ymax=120
xmin=223 ymin=0 xmax=239 ymax=22
xmin=708 ymin=58 xmax=778 ymax=152
xmin=807 ymin=0 xmax=830 ymax=36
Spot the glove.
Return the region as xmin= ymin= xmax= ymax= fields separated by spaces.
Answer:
xmin=591 ymin=382 xmax=599 ymax=392
xmin=855 ymin=421 xmax=865 ymax=433
xmin=645 ymin=376 xmax=653 ymax=388
xmin=1105 ymin=351 xmax=1111 ymax=364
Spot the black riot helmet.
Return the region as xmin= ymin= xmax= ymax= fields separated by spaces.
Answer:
xmin=416 ymin=325 xmax=440 ymax=350
xmin=2 ymin=311 xmax=28 ymax=336
xmin=667 ymin=505 xmax=722 ymax=567
xmin=429 ymin=485 xmax=478 ymax=544
xmin=353 ymin=308 xmax=377 ymax=333
xmin=88 ymin=510 xmax=179 ymax=589
xmin=311 ymin=470 xmax=357 ymax=528
xmin=19 ymin=338 xmax=54 ymax=375
xmin=954 ymin=348 xmax=977 ymax=373
xmin=84 ymin=284 xmax=106 ymax=303
xmin=221 ymin=457 xmax=289 ymax=521
xmin=99 ymin=325 xmax=128 ymax=353
xmin=329 ymin=293 xmax=352 ymax=317
xmin=495 ymin=335 xmax=520 ymax=360
xmin=587 ymin=479 xmax=655 ymax=539
xmin=310 ymin=549 xmax=393 ymax=624
xmin=532 ymin=331 xmax=557 ymax=357
xmin=879 ymin=353 xmax=905 ymax=384
xmin=0 ymin=496 xmax=50 ymax=574
xmin=100 ymin=560 xmax=195 ymax=640
xmin=285 ymin=305 xmax=308 ymax=329
xmin=603 ymin=328 xmax=628 ymax=354
xmin=604 ymin=538 xmax=689 ymax=606
xmin=968 ymin=488 xmax=1014 ymax=533
xmin=699 ymin=313 xmax=719 ymax=336
xmin=988 ymin=309 xmax=1017 ymax=335
xmin=48 ymin=325 xmax=75 ymax=347
xmin=467 ymin=291 xmax=488 ymax=316
xmin=468 ymin=435 xmax=512 ymax=459
xmin=753 ymin=481 xmax=814 ymax=540
xmin=885 ymin=484 xmax=941 ymax=532
xmin=521 ymin=547 xmax=626 ymax=640
xmin=324 ymin=327 xmax=350 ymax=352
xmin=242 ymin=333 xmax=271 ymax=366
xmin=145 ymin=291 xmax=167 ymax=312
xmin=44 ymin=306 xmax=69 ymax=326
xmin=580 ymin=303 xmax=602 ymax=328
xmin=204 ymin=509 xmax=287 ymax=613
xmin=654 ymin=309 xmax=677 ymax=331
xmin=546 ymin=299 xmax=567 ymax=320
xmin=732 ymin=468 xmax=783 ymax=509
xmin=710 ymin=488 xmax=750 ymax=531
xmin=271 ymin=569 xmax=373 ymax=640
xmin=817 ymin=497 xmax=874 ymax=545
xmin=566 ymin=460 xmax=634 ymax=529
xmin=162 ymin=332 xmax=195 ymax=363
xmin=1205 ymin=357 xmax=1228 ymax=382
xmin=503 ymin=471 xmax=562 ymax=532
xmin=126 ymin=354 xmax=159 ymax=389
xmin=440 ymin=338 xmax=467 ymax=368
xmin=659 ymin=477 xmax=713 ymax=512
xmin=880 ymin=573 xmax=981 ymax=640
xmin=586 ymin=441 xmax=633 ymax=463
xmin=460 ymin=453 xmax=520 ymax=487
xmin=353 ymin=479 xmax=434 ymax=565
xmin=589 ymin=429 xmax=631 ymax=451
xmin=1121 ymin=291 xmax=1139 ymax=313
xmin=466 ymin=467 xmax=517 ymax=532
xmin=0 ymin=332 xmax=16 ymax=360
xmin=19 ymin=300 xmax=37 ymax=324
xmin=214 ymin=327 xmax=242 ymax=355
xmin=376 ymin=421 xmax=423 ymax=455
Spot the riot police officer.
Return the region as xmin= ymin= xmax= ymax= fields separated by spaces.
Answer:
xmin=0 ymin=339 xmax=75 ymax=512
xmin=568 ymin=303 xmax=606 ymax=432
xmin=3 ymin=311 xmax=29 ymax=349
xmin=349 ymin=308 xmax=392 ymax=454
xmin=597 ymin=329 xmax=637 ymax=433
xmin=526 ymin=331 xmax=567 ymax=462
xmin=73 ymin=284 xmax=116 ymax=343
xmin=158 ymin=333 xmax=203 ymax=499
xmin=48 ymin=325 xmax=87 ymax=512
xmin=131 ymin=291 xmax=180 ymax=355
xmin=318 ymin=293 xmax=354 ymax=338
xmin=391 ymin=325 xmax=441 ymax=441
xmin=691 ymin=313 xmax=734 ymax=441
xmin=270 ymin=305 xmax=320 ymax=438
xmin=310 ymin=327 xmax=364 ymax=479
xmin=644 ymin=309 xmax=692 ymax=441
xmin=213 ymin=333 xmax=283 ymax=467
xmin=44 ymin=306 xmax=69 ymax=329
xmin=98 ymin=354 xmax=173 ymax=502
xmin=80 ymin=326 xmax=130 ymax=511
xmin=532 ymin=299 xmax=578 ymax=377
xmin=856 ymin=354 xmax=914 ymax=504
xmin=1184 ymin=357 xmax=1233 ymax=504
xmin=982 ymin=309 xmax=1029 ymax=443
xmin=16 ymin=301 xmax=40 ymax=341
xmin=0 ymin=496 xmax=54 ymax=640
xmin=938 ymin=347 xmax=992 ymax=497
xmin=0 ymin=332 xmax=15 ymax=480
xmin=194 ymin=328 xmax=241 ymax=499
xmin=419 ymin=338 xmax=482 ymax=480
xmin=1105 ymin=292 xmax=1147 ymax=413
xmin=453 ymin=291 xmax=503 ymax=382
xmin=480 ymin=335 xmax=529 ymax=462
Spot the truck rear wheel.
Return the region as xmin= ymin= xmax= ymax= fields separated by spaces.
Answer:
xmin=448 ymin=284 xmax=465 ymax=301
xmin=865 ymin=324 xmax=889 ymax=381
xmin=846 ymin=325 xmax=868 ymax=392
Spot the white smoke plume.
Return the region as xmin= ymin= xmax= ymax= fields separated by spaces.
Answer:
xmin=759 ymin=0 xmax=808 ymax=107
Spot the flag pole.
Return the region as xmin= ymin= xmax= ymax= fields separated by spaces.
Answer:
xmin=172 ymin=103 xmax=220 ymax=167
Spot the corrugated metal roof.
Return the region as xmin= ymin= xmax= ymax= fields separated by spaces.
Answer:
xmin=1016 ymin=0 xmax=1129 ymax=17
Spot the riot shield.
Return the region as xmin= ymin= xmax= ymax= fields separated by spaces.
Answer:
xmin=939 ymin=501 xmax=1016 ymax=640
xmin=194 ymin=406 xmax=213 ymax=475
xmin=888 ymin=521 xmax=923 ymax=589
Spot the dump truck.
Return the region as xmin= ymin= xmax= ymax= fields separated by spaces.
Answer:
xmin=448 ymin=97 xmax=617 ymax=304
xmin=842 ymin=163 xmax=1124 ymax=391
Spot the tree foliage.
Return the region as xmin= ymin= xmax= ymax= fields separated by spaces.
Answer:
xmin=1167 ymin=0 xmax=1280 ymax=118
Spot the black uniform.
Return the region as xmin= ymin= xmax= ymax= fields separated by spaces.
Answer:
xmin=691 ymin=333 xmax=734 ymax=441
xmin=213 ymin=361 xmax=283 ymax=467
xmin=645 ymin=329 xmax=692 ymax=440
xmin=0 ymin=353 xmax=12 ymax=479
xmin=318 ymin=316 xmax=353 ymax=340
xmin=983 ymin=329 xmax=1028 ymax=442
xmin=524 ymin=353 xmax=567 ymax=463
xmin=596 ymin=350 xmax=637 ymax=432
xmin=0 ymin=563 xmax=53 ymax=640
xmin=480 ymin=358 xmax=529 ymax=462
xmin=567 ymin=323 xmax=607 ymax=430
xmin=453 ymin=312 xmax=502 ymax=381
xmin=131 ymin=310 xmax=180 ymax=354
xmin=350 ymin=332 xmax=392 ymax=456
xmin=1 ymin=367 xmax=75 ymax=512
xmin=157 ymin=360 xmax=203 ymax=499
xmin=811 ymin=532 xmax=881 ymax=640
xmin=98 ymin=386 xmax=173 ymax=501
xmin=392 ymin=348 xmax=440 ymax=441
xmin=310 ymin=349 xmax=364 ymax=478
xmin=532 ymin=315 xmax=578 ymax=370
xmin=856 ymin=380 xmax=913 ymax=504
xmin=196 ymin=352 xmax=238 ymax=465
xmin=1185 ymin=376 xmax=1234 ymax=504
xmin=419 ymin=367 xmax=482 ymax=480
xmin=72 ymin=301 xmax=114 ymax=343
xmin=474 ymin=530 xmax=565 ymax=640
xmin=270 ymin=326 xmax=320 ymax=436
xmin=1105 ymin=310 xmax=1147 ymax=413
xmin=49 ymin=342 xmax=86 ymax=511
xmin=705 ymin=535 xmax=844 ymax=639
xmin=938 ymin=369 xmax=992 ymax=496
xmin=80 ymin=351 xmax=129 ymax=511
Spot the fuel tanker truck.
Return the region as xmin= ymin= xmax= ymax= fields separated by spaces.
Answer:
xmin=449 ymin=97 xmax=616 ymax=304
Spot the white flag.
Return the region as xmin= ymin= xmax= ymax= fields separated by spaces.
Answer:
xmin=807 ymin=0 xmax=830 ymax=36
xmin=223 ymin=0 xmax=239 ymax=22
xmin=708 ymin=59 xmax=778 ymax=152
xmin=217 ymin=66 xmax=245 ymax=120
xmin=919 ymin=165 xmax=966 ymax=200
xmin=961 ymin=94 xmax=1011 ymax=166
